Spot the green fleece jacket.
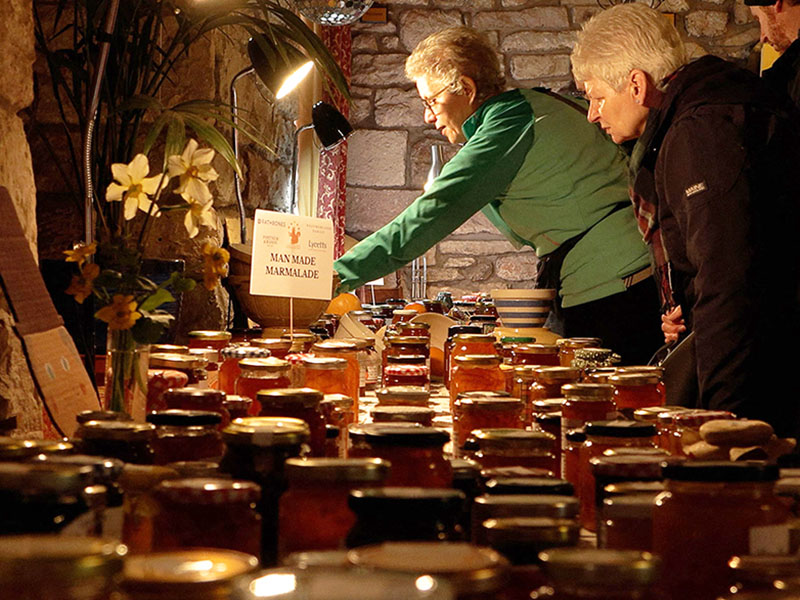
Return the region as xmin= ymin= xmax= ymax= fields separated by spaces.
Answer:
xmin=334 ymin=89 xmax=650 ymax=307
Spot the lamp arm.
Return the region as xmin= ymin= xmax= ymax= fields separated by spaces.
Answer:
xmin=290 ymin=123 xmax=315 ymax=216
xmin=230 ymin=66 xmax=255 ymax=245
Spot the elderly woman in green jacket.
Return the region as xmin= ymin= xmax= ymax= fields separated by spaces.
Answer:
xmin=334 ymin=26 xmax=661 ymax=363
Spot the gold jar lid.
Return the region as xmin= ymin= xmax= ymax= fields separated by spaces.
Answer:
xmin=223 ymin=417 xmax=309 ymax=446
xmin=616 ymin=366 xmax=665 ymax=377
xmin=0 ymin=536 xmax=126 ymax=586
xmin=397 ymin=321 xmax=431 ymax=330
xmin=538 ymin=548 xmax=661 ymax=587
xmin=118 ymin=464 xmax=180 ymax=493
xmin=453 ymin=333 xmax=497 ymax=344
xmin=372 ymin=405 xmax=434 ymax=424
xmin=151 ymin=344 xmax=190 ymax=354
xmin=187 ymin=330 xmax=232 ymax=342
xmin=472 ymin=428 xmax=554 ymax=448
xmin=561 ymin=383 xmax=614 ymax=400
xmin=454 ymin=354 xmax=502 ymax=366
xmin=474 ymin=494 xmax=580 ymax=520
xmin=149 ymin=352 xmax=207 ymax=370
xmin=312 ymin=340 xmax=358 ymax=353
xmin=513 ymin=365 xmax=541 ymax=377
xmin=458 ymin=398 xmax=523 ymax=412
xmin=345 ymin=337 xmax=372 ymax=350
xmin=256 ymin=387 xmax=323 ymax=407
xmin=534 ymin=366 xmax=582 ymax=383
xmin=76 ymin=420 xmax=156 ymax=441
xmin=321 ymin=393 xmax=355 ymax=409
xmin=585 ymin=367 xmax=619 ymax=383
xmin=251 ymin=337 xmax=293 ymax=352
xmin=609 ymin=373 xmax=661 ymax=386
xmin=285 ymin=457 xmax=390 ymax=482
xmin=532 ymin=398 xmax=565 ymax=413
xmin=303 ymin=356 xmax=348 ymax=371
xmin=556 ymin=337 xmax=603 ymax=349
xmin=392 ymin=309 xmax=419 ymax=317
xmin=238 ymin=357 xmax=290 ymax=373
xmin=0 ymin=437 xmax=74 ymax=460
xmin=375 ymin=386 xmax=430 ymax=404
xmin=513 ymin=344 xmax=559 ymax=355
xmin=0 ymin=462 xmax=91 ymax=493
xmin=385 ymin=336 xmax=429 ymax=346
xmin=481 ymin=517 xmax=580 ymax=546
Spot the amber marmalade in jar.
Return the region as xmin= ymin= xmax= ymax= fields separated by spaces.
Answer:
xmin=453 ymin=398 xmax=525 ymax=449
xmin=146 ymin=410 xmax=224 ymax=465
xmin=556 ymin=337 xmax=603 ymax=368
xmin=257 ymin=388 xmax=326 ymax=457
xmin=450 ymin=355 xmax=505 ymax=410
xmin=472 ymin=429 xmax=557 ymax=474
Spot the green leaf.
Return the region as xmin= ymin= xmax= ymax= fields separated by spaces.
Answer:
xmin=131 ymin=316 xmax=170 ymax=345
xmin=139 ymin=287 xmax=176 ymax=312
xmin=182 ymin=114 xmax=243 ymax=178
xmin=171 ymin=275 xmax=197 ymax=293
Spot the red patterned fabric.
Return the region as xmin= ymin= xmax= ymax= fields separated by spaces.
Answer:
xmin=317 ymin=26 xmax=352 ymax=259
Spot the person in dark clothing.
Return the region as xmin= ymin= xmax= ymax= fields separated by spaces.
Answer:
xmin=746 ymin=0 xmax=800 ymax=108
xmin=571 ymin=3 xmax=800 ymax=437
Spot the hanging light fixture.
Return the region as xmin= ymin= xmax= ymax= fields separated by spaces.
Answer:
xmin=291 ymin=0 xmax=374 ymax=26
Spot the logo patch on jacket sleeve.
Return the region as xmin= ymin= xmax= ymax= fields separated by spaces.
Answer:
xmin=684 ymin=181 xmax=707 ymax=198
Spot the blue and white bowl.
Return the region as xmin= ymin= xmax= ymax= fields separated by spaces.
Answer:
xmin=491 ymin=288 xmax=556 ymax=329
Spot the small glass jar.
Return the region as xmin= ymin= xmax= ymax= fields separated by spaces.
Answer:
xmin=119 ymin=464 xmax=180 ymax=553
xmin=346 ymin=488 xmax=467 ymax=547
xmin=560 ymin=383 xmax=616 ymax=475
xmin=444 ymin=326 xmax=483 ymax=388
xmin=279 ymin=457 xmax=389 ymax=556
xmin=372 ymin=405 xmax=435 ymax=426
xmin=472 ymin=495 xmax=579 ymax=545
xmin=149 ymin=353 xmax=208 ymax=387
xmin=511 ymin=365 xmax=539 ymax=404
xmin=598 ymin=493 xmax=659 ymax=551
xmin=162 ymin=387 xmax=230 ymax=428
xmin=384 ymin=361 xmax=430 ymax=389
xmin=528 ymin=367 xmax=581 ymax=427
xmin=563 ymin=429 xmax=586 ymax=491
xmin=347 ymin=424 xmax=452 ymax=488
xmin=351 ymin=310 xmax=379 ymax=332
xmin=321 ymin=394 xmax=356 ymax=430
xmin=590 ymin=452 xmax=674 ymax=521
xmin=472 ymin=429 xmax=557 ymax=474
xmin=257 ymin=388 xmax=326 ymax=457
xmin=510 ymin=344 xmax=560 ymax=367
xmin=151 ymin=478 xmax=261 ymax=556
xmin=499 ymin=337 xmax=536 ymax=362
xmin=557 ymin=337 xmax=603 ymax=368
xmin=480 ymin=517 xmax=580 ymax=565
xmin=219 ymin=417 xmax=309 ymax=566
xmin=450 ymin=355 xmax=505 ymax=410
xmin=577 ymin=421 xmax=658 ymax=532
xmin=0 ymin=535 xmax=125 ymax=600
xmin=342 ymin=337 xmax=371 ymax=396
xmin=166 ymin=460 xmax=221 ymax=478
xmin=538 ymin=548 xmax=662 ymax=600
xmin=282 ymin=332 xmax=318 ymax=353
xmin=0 ymin=437 xmax=74 ymax=461
xmin=450 ymin=334 xmax=500 ymax=384
xmin=609 ymin=373 xmax=665 ymax=415
xmin=632 ymin=406 xmax=689 ymax=453
xmin=251 ymin=337 xmax=293 ymax=360
xmin=454 ymin=397 xmax=524 ymax=449
xmin=485 ymin=476 xmax=574 ymax=497
xmin=146 ymin=410 xmax=225 ymax=465
xmin=396 ymin=320 xmax=431 ymax=339
xmin=301 ymin=356 xmax=349 ymax=396
xmin=187 ymin=330 xmax=232 ymax=357
xmin=224 ymin=394 xmax=254 ymax=420
xmin=391 ymin=308 xmax=418 ymax=325
xmin=75 ymin=420 xmax=156 ymax=464
xmin=189 ymin=348 xmax=220 ymax=389
xmin=219 ymin=346 xmax=270 ymax=395
xmin=375 ymin=386 xmax=430 ymax=407
xmin=384 ymin=335 xmax=430 ymax=368
xmin=236 ymin=358 xmax=291 ymax=414
xmin=312 ymin=340 xmax=361 ymax=412
xmin=670 ymin=409 xmax=736 ymax=456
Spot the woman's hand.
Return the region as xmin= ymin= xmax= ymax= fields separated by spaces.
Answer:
xmin=661 ymin=305 xmax=686 ymax=343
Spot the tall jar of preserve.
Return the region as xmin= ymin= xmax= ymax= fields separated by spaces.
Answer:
xmin=119 ymin=464 xmax=180 ymax=553
xmin=224 ymin=394 xmax=253 ymax=420
xmin=219 ymin=417 xmax=309 ymax=566
xmin=278 ymin=457 xmax=389 ymax=556
xmin=577 ymin=421 xmax=658 ymax=532
xmin=453 ymin=397 xmax=525 ymax=449
xmin=219 ymin=346 xmax=270 ymax=395
xmin=528 ymin=368 xmax=580 ymax=428
xmin=301 ymin=356 xmax=349 ymax=396
xmin=391 ymin=308 xmax=418 ymax=325
xmin=556 ymin=337 xmax=603 ymax=368
xmin=347 ymin=424 xmax=452 ymax=488
xmin=472 ymin=495 xmax=579 ymax=543
xmin=0 ymin=535 xmax=126 ymax=600
xmin=146 ymin=410 xmax=225 ymax=465
xmin=149 ymin=353 xmax=208 ymax=387
xmin=609 ymin=373 xmax=665 ymax=415
xmin=235 ymin=358 xmax=291 ymax=414
xmin=321 ymin=394 xmax=355 ymax=430
xmin=384 ymin=336 xmax=430 ymax=370
xmin=653 ymin=461 xmax=791 ymax=600
xmin=450 ymin=355 xmax=505 ymax=411
xmin=472 ymin=429 xmax=557 ymax=474
xmin=257 ymin=388 xmax=326 ymax=457
xmin=151 ymin=478 xmax=261 ymax=556
xmin=251 ymin=337 xmax=292 ymax=360
xmin=480 ymin=517 xmax=580 ymax=566
xmin=560 ymin=383 xmax=616 ymax=474
xmin=511 ymin=365 xmax=539 ymax=407
xmin=346 ymin=488 xmax=467 ymax=548
xmin=449 ymin=334 xmax=500 ymax=386
xmin=444 ymin=326 xmax=483 ymax=388
xmin=510 ymin=344 xmax=560 ymax=367
xmin=76 ymin=421 xmax=156 ymax=464
xmin=590 ymin=451 xmax=673 ymax=522
xmin=162 ymin=387 xmax=230 ymax=428
xmin=187 ymin=330 xmax=232 ymax=357
xmin=312 ymin=340 xmax=361 ymax=412
xmin=538 ymin=548 xmax=662 ymax=600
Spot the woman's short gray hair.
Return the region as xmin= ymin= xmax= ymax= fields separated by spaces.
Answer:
xmin=571 ymin=3 xmax=688 ymax=91
xmin=405 ymin=26 xmax=505 ymax=103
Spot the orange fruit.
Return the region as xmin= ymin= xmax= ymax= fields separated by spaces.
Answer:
xmin=403 ymin=302 xmax=425 ymax=314
xmin=326 ymin=292 xmax=362 ymax=316
xmin=430 ymin=347 xmax=445 ymax=379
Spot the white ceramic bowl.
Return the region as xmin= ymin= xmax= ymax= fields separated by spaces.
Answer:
xmin=491 ymin=288 xmax=556 ymax=329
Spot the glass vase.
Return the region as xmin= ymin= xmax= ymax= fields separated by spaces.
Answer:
xmin=104 ymin=328 xmax=149 ymax=421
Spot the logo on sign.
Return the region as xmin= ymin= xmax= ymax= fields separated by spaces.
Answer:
xmin=288 ymin=222 xmax=301 ymax=246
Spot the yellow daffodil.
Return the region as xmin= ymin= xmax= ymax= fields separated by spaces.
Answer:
xmin=202 ymin=242 xmax=229 ymax=290
xmin=106 ymin=154 xmax=163 ymax=220
xmin=63 ymin=242 xmax=97 ymax=267
xmin=168 ymin=139 xmax=219 ymax=203
xmin=65 ymin=263 xmax=100 ymax=304
xmin=184 ymin=198 xmax=216 ymax=239
xmin=95 ymin=294 xmax=142 ymax=330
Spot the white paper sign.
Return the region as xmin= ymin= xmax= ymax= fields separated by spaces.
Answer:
xmin=250 ymin=209 xmax=334 ymax=300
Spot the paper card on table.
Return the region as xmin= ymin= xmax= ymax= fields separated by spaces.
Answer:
xmin=250 ymin=210 xmax=334 ymax=300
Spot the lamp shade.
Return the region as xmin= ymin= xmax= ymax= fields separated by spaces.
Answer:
xmin=292 ymin=0 xmax=373 ymax=26
xmin=247 ymin=36 xmax=314 ymax=99
xmin=311 ymin=101 xmax=353 ymax=150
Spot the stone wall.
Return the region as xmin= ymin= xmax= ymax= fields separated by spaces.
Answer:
xmin=0 ymin=0 xmax=45 ymax=436
xmin=344 ymin=0 xmax=760 ymax=299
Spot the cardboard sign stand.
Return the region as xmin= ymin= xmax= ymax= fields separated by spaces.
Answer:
xmin=0 ymin=187 xmax=100 ymax=437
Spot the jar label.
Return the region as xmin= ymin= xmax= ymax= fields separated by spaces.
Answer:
xmin=749 ymin=524 xmax=791 ymax=555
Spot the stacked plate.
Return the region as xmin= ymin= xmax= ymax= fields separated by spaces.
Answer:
xmin=491 ymin=288 xmax=556 ymax=330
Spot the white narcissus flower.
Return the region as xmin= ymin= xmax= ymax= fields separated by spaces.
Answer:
xmin=184 ymin=198 xmax=216 ymax=238
xmin=168 ymin=139 xmax=219 ymax=203
xmin=105 ymin=154 xmax=163 ymax=220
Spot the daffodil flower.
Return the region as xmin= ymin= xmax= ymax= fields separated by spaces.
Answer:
xmin=184 ymin=198 xmax=216 ymax=239
xmin=95 ymin=294 xmax=142 ymax=330
xmin=63 ymin=242 xmax=97 ymax=267
xmin=168 ymin=139 xmax=219 ymax=203
xmin=202 ymin=242 xmax=229 ymax=290
xmin=65 ymin=263 xmax=100 ymax=303
xmin=106 ymin=154 xmax=163 ymax=220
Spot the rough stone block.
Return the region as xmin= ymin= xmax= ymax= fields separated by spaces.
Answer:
xmin=352 ymin=21 xmax=398 ymax=34
xmin=410 ymin=138 xmax=460 ymax=189
xmin=473 ymin=8 xmax=570 ymax=32
xmin=686 ymin=11 xmax=729 ymax=38
xmin=353 ymin=34 xmax=379 ymax=52
xmin=0 ymin=310 xmax=44 ymax=436
xmin=345 ymin=187 xmax=420 ymax=234
xmin=439 ymin=240 xmax=520 ymax=256
xmin=511 ymin=55 xmax=571 ymax=79
xmin=375 ymin=88 xmax=423 ymax=128
xmin=571 ymin=6 xmax=602 ymax=25
xmin=352 ymin=54 xmax=410 ymax=87
xmin=426 ymin=267 xmax=462 ymax=282
xmin=381 ymin=35 xmax=402 ymax=51
xmin=0 ymin=0 xmax=34 ymax=111
xmin=502 ymin=31 xmax=577 ymax=53
xmin=351 ymin=98 xmax=374 ymax=127
xmin=438 ymin=0 xmax=494 ymax=8
xmin=1 ymin=113 xmax=37 ymax=256
xmin=465 ymin=261 xmax=494 ymax=282
xmin=347 ymin=130 xmax=409 ymax=187
xmin=398 ymin=9 xmax=466 ymax=52
xmin=495 ymin=252 xmax=540 ymax=281
xmin=452 ymin=212 xmax=498 ymax=236
xmin=734 ymin=2 xmax=756 ymax=24
xmin=444 ymin=257 xmax=477 ymax=268
xmin=719 ymin=28 xmax=760 ymax=47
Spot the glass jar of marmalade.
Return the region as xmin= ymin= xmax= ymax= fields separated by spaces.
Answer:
xmin=346 ymin=488 xmax=467 ymax=547
xmin=146 ymin=369 xmax=189 ymax=413
xmin=279 ymin=457 xmax=389 ymax=556
xmin=219 ymin=417 xmax=309 ymax=566
xmin=149 ymin=353 xmax=208 ymax=387
xmin=251 ymin=337 xmax=292 ymax=360
xmin=150 ymin=477 xmax=261 ymax=556
xmin=472 ymin=429 xmax=557 ymax=474
xmin=472 ymin=494 xmax=579 ymax=543
xmin=223 ymin=394 xmax=253 ymax=420
xmin=396 ymin=320 xmax=431 ymax=340
xmin=75 ymin=421 xmax=156 ymax=464
xmin=189 ymin=348 xmax=220 ymax=389
xmin=480 ymin=517 xmax=580 ymax=565
xmin=375 ymin=386 xmax=430 ymax=407
xmin=557 ymin=337 xmax=603 ymax=368
xmin=301 ymin=356 xmax=349 ymax=396
xmin=499 ymin=337 xmax=536 ymax=362
xmin=146 ymin=410 xmax=225 ymax=465
xmin=485 ymin=476 xmax=574 ymax=497
xmin=347 ymin=424 xmax=452 ymax=488
xmin=372 ymin=405 xmax=435 ymax=427
xmin=560 ymin=383 xmax=616 ymax=474
xmin=162 ymin=387 xmax=230 ymax=428
xmin=236 ymin=358 xmax=291 ymax=414
xmin=528 ymin=368 xmax=580 ymax=427
xmin=598 ymin=493 xmax=659 ymax=552
xmin=321 ymin=394 xmax=355 ymax=430
xmin=119 ymin=464 xmax=180 ymax=553
xmin=383 ymin=363 xmax=430 ymax=389
xmin=384 ymin=335 xmax=430 ymax=368
xmin=219 ymin=346 xmax=270 ymax=395
xmin=510 ymin=344 xmax=560 ymax=366
xmin=187 ymin=330 xmax=232 ymax=356
xmin=450 ymin=355 xmax=505 ymax=411
xmin=511 ymin=365 xmax=539 ymax=406
xmin=653 ymin=462 xmax=790 ymax=600
xmin=453 ymin=398 xmax=525 ymax=449
xmin=257 ymin=388 xmax=326 ymax=457
xmin=449 ymin=333 xmax=500 ymax=385
xmin=609 ymin=373 xmax=665 ymax=415
xmin=444 ymin=326 xmax=483 ymax=388
xmin=391 ymin=308 xmax=418 ymax=325
xmin=312 ymin=340 xmax=361 ymax=412
xmin=282 ymin=332 xmax=318 ymax=353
